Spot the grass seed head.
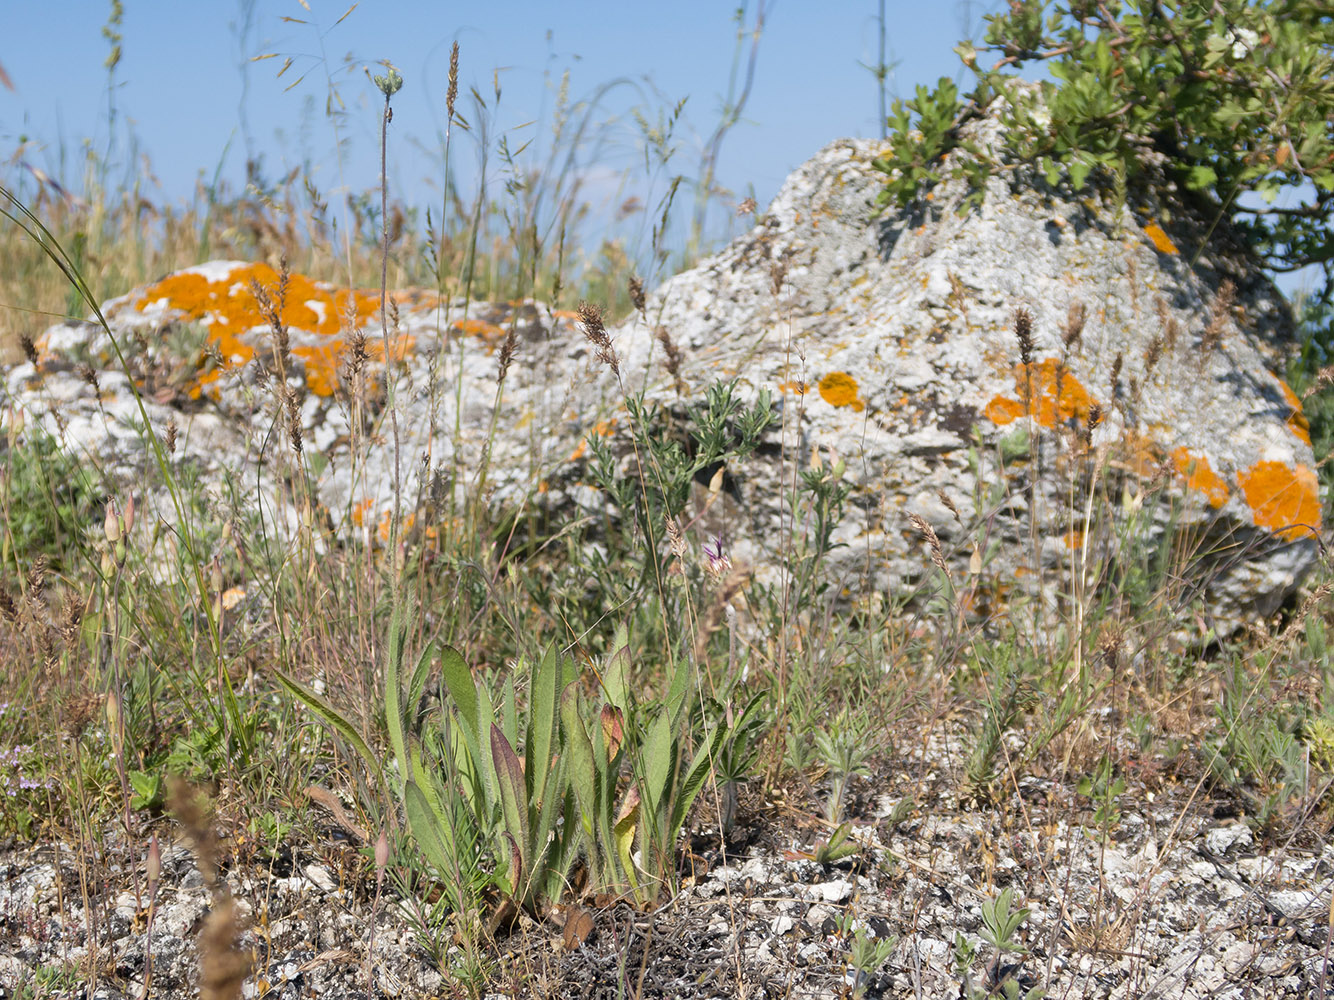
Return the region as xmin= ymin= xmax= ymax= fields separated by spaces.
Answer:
xmin=578 ymin=300 xmax=619 ymax=376
xmin=446 ymin=41 xmax=460 ymax=121
xmin=1062 ymin=301 xmax=1086 ymax=349
xmin=1014 ymin=308 xmax=1034 ymax=368
xmin=628 ymin=275 xmax=646 ymax=316
xmin=908 ymin=512 xmax=947 ymax=574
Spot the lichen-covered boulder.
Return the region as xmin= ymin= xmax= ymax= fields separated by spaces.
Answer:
xmin=608 ymin=126 xmax=1322 ymax=625
xmin=3 ymin=96 xmax=1322 ymax=627
xmin=610 ymin=131 xmax=1322 ymax=624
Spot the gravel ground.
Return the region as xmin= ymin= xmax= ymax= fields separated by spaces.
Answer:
xmin=3 ymin=734 xmax=1332 ymax=999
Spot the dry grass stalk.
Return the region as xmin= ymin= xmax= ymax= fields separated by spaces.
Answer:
xmin=198 ymin=898 xmax=250 ymax=1000
xmin=693 ymin=567 xmax=749 ymax=666
xmin=251 ymin=258 xmax=291 ymax=377
xmin=167 ymin=779 xmax=251 ymax=998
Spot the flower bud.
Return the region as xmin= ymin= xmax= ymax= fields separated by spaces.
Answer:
xmin=146 ymin=832 xmax=161 ymax=885
xmin=104 ymin=502 xmax=121 ymax=545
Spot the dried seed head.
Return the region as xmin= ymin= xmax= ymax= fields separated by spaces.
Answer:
xmin=446 ymin=42 xmax=460 ymax=122
xmin=1201 ymin=279 xmax=1235 ymax=353
xmin=284 ymin=386 xmax=303 ymax=455
xmin=1110 ymin=353 xmax=1123 ymax=392
xmin=1164 ymin=316 xmax=1181 ymax=354
xmin=165 ymin=418 xmax=178 ymax=455
xmin=250 ymin=278 xmax=288 ymax=372
xmin=628 ymin=275 xmax=646 ymax=316
xmin=59 ymin=591 xmax=82 ymax=643
xmin=577 ymin=301 xmax=619 ymax=377
xmin=1062 ymin=301 xmax=1086 ymax=349
xmin=1084 ymin=402 xmax=1102 ymax=445
xmin=737 ymin=196 xmax=757 ymax=216
xmin=26 ymin=555 xmax=47 ymax=602
xmin=19 ymin=333 xmax=38 ymax=366
xmin=938 ymin=490 xmax=961 ymax=524
xmin=342 ymin=328 xmax=369 ymax=387
xmin=198 ymin=897 xmax=251 ymax=1000
xmin=1144 ymin=333 xmax=1163 ymax=375
xmin=907 ymin=512 xmax=947 ymax=574
xmin=169 ymin=777 xmax=219 ymax=885
xmin=0 ymin=586 xmax=17 ymax=624
xmin=78 ymin=363 xmax=100 ymax=393
xmin=1014 ymin=308 xmax=1034 ymax=368
xmin=63 ymin=691 xmax=100 ymax=738
xmin=664 ymin=513 xmax=688 ymax=563
xmin=655 ymin=325 xmax=686 ymax=395
xmin=497 ymin=324 xmax=518 ymax=385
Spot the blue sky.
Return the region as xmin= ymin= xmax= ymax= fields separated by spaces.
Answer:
xmin=1 ymin=3 xmax=1322 ymax=300
xmin=0 ymin=1 xmax=1002 ymax=252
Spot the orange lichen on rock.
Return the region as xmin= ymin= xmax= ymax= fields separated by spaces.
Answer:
xmin=136 ymin=264 xmax=380 ymax=338
xmin=1143 ymin=222 xmax=1179 ymax=255
xmin=1272 ymin=374 xmax=1312 ymax=445
xmin=568 ymin=417 xmax=617 ymax=461
xmin=983 ymin=396 xmax=1027 ymax=425
xmin=1237 ymin=460 xmax=1321 ymax=540
xmin=132 ymin=263 xmax=423 ymax=397
xmin=451 ymin=317 xmax=506 ymax=344
xmin=1170 ymin=448 xmax=1230 ymax=508
xmin=984 ymin=358 xmax=1095 ymax=429
xmin=1118 ymin=431 xmax=1165 ymax=480
xmin=818 ymin=371 xmax=865 ymax=412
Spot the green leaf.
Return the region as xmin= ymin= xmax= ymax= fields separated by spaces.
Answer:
xmin=491 ymin=724 xmax=528 ymax=876
xmin=562 ymin=686 xmax=601 ymax=841
xmin=1186 ymin=163 xmax=1218 ymax=190
xmin=275 ymin=669 xmax=383 ymax=786
xmin=384 ymin=606 xmax=408 ymax=795
xmin=440 ymin=645 xmax=478 ymax=740
xmin=602 ymin=626 xmax=631 ymax=712
xmin=404 ymin=779 xmax=455 ymax=874
xmin=1067 ymin=155 xmax=1093 ymax=191
xmin=409 ymin=640 xmax=438 ymax=720
xmin=671 ymin=722 xmax=728 ymax=834
xmin=645 ymin=710 xmax=673 ymax=817
xmin=528 ymin=646 xmax=561 ymax=806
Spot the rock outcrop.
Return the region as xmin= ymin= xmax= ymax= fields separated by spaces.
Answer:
xmin=3 ymin=98 xmax=1322 ymax=627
